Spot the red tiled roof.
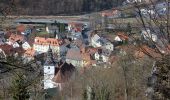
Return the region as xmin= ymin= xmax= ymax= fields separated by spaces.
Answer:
xmin=5 ymin=32 xmax=13 ymax=38
xmin=13 ymin=47 xmax=25 ymax=56
xmin=53 ymin=70 xmax=66 ymax=83
xmin=86 ymin=47 xmax=101 ymax=55
xmin=17 ymin=24 xmax=25 ymax=32
xmin=52 ymin=62 xmax=75 ymax=83
xmin=74 ymin=27 xmax=82 ymax=32
xmin=117 ymin=32 xmax=129 ymax=41
xmin=34 ymin=37 xmax=63 ymax=46
xmin=24 ymin=48 xmax=36 ymax=57
xmin=68 ymin=22 xmax=83 ymax=27
xmin=0 ymin=44 xmax=25 ymax=56
xmin=101 ymin=9 xmax=119 ymax=17
xmin=134 ymin=45 xmax=163 ymax=59
xmin=9 ymin=34 xmax=24 ymax=43
xmin=0 ymin=44 xmax=13 ymax=55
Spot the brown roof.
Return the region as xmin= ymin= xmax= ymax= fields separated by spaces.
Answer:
xmin=9 ymin=34 xmax=24 ymax=43
xmin=74 ymin=39 xmax=83 ymax=47
xmin=34 ymin=37 xmax=63 ymax=46
xmin=117 ymin=32 xmax=129 ymax=41
xmin=53 ymin=70 xmax=66 ymax=83
xmin=52 ymin=62 xmax=75 ymax=83
xmin=17 ymin=24 xmax=25 ymax=32
xmin=13 ymin=47 xmax=25 ymax=56
xmin=5 ymin=31 xmax=13 ymax=38
xmin=86 ymin=47 xmax=101 ymax=55
xmin=134 ymin=45 xmax=163 ymax=59
xmin=66 ymin=47 xmax=95 ymax=66
xmin=66 ymin=48 xmax=82 ymax=60
xmin=68 ymin=22 xmax=83 ymax=28
xmin=101 ymin=9 xmax=119 ymax=17
xmin=24 ymin=48 xmax=36 ymax=57
xmin=0 ymin=44 xmax=25 ymax=56
xmin=0 ymin=44 xmax=13 ymax=55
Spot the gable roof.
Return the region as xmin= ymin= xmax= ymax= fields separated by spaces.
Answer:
xmin=68 ymin=22 xmax=84 ymax=28
xmin=0 ymin=44 xmax=13 ymax=56
xmin=52 ymin=62 xmax=75 ymax=83
xmin=66 ymin=48 xmax=82 ymax=60
xmin=34 ymin=37 xmax=63 ymax=46
xmin=92 ymin=34 xmax=100 ymax=42
xmin=24 ymin=48 xmax=36 ymax=57
xmin=9 ymin=34 xmax=25 ymax=43
xmin=17 ymin=24 xmax=25 ymax=32
xmin=117 ymin=32 xmax=129 ymax=41
xmin=0 ymin=44 xmax=25 ymax=56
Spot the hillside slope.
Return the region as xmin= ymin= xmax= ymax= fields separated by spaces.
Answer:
xmin=0 ymin=0 xmax=124 ymax=15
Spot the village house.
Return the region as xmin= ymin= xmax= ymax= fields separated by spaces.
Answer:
xmin=23 ymin=48 xmax=37 ymax=62
xmin=67 ymin=22 xmax=85 ymax=41
xmin=141 ymin=29 xmax=158 ymax=42
xmin=0 ymin=44 xmax=25 ymax=58
xmin=114 ymin=32 xmax=129 ymax=43
xmin=91 ymin=34 xmax=114 ymax=51
xmin=33 ymin=37 xmax=66 ymax=55
xmin=52 ymin=61 xmax=75 ymax=90
xmin=94 ymin=48 xmax=112 ymax=63
xmin=17 ymin=24 xmax=25 ymax=34
xmin=66 ymin=48 xmax=83 ymax=67
xmin=0 ymin=44 xmax=13 ymax=59
xmin=70 ymin=30 xmax=83 ymax=41
xmin=7 ymin=34 xmax=25 ymax=45
xmin=43 ymin=47 xmax=75 ymax=90
xmin=66 ymin=47 xmax=96 ymax=67
xmin=7 ymin=33 xmax=31 ymax=50
xmin=101 ymin=9 xmax=121 ymax=18
xmin=68 ymin=22 xmax=88 ymax=33
xmin=46 ymin=25 xmax=59 ymax=34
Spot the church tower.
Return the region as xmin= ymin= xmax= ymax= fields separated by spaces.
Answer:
xmin=43 ymin=46 xmax=56 ymax=89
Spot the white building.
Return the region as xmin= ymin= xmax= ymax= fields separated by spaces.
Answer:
xmin=91 ymin=34 xmax=102 ymax=47
xmin=22 ymin=42 xmax=31 ymax=50
xmin=94 ymin=49 xmax=111 ymax=63
xmin=7 ymin=34 xmax=24 ymax=46
xmin=103 ymin=42 xmax=114 ymax=51
xmin=43 ymin=47 xmax=57 ymax=89
xmin=43 ymin=48 xmax=75 ymax=90
xmin=66 ymin=48 xmax=83 ymax=67
xmin=33 ymin=37 xmax=65 ymax=55
xmin=141 ymin=29 xmax=158 ymax=42
xmin=68 ymin=22 xmax=83 ymax=32
xmin=91 ymin=34 xmax=114 ymax=51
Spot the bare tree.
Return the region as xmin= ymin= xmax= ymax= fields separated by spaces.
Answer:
xmin=129 ymin=0 xmax=170 ymax=99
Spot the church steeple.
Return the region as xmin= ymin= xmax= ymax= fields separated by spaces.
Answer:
xmin=44 ymin=45 xmax=56 ymax=66
xmin=43 ymin=45 xmax=57 ymax=89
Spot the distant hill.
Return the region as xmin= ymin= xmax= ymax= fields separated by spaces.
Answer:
xmin=0 ymin=0 xmax=124 ymax=16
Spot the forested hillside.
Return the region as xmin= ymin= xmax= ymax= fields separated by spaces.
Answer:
xmin=0 ymin=0 xmax=124 ymax=15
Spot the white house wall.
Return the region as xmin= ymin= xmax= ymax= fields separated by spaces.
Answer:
xmin=33 ymin=44 xmax=60 ymax=54
xmin=44 ymin=65 xmax=56 ymax=89
xmin=66 ymin=59 xmax=83 ymax=67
